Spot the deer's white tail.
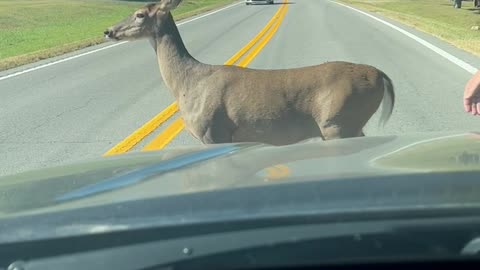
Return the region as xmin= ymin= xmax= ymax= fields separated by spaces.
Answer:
xmin=378 ymin=73 xmax=395 ymax=127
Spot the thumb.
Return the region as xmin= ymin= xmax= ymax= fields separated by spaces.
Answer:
xmin=464 ymin=98 xmax=472 ymax=113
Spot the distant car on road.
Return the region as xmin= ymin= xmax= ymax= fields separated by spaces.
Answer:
xmin=246 ymin=0 xmax=274 ymax=5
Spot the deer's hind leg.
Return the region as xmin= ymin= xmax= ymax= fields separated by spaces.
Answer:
xmin=313 ymin=103 xmax=367 ymax=140
xmin=313 ymin=89 xmax=375 ymax=140
xmin=318 ymin=122 xmax=364 ymax=140
xmin=313 ymin=102 xmax=366 ymax=140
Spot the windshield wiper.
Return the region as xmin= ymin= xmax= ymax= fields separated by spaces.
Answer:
xmin=56 ymin=144 xmax=252 ymax=202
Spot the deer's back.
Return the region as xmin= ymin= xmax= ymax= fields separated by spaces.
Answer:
xmin=214 ymin=61 xmax=384 ymax=120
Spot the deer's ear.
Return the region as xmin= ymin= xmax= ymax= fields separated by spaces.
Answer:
xmin=148 ymin=5 xmax=161 ymax=17
xmin=157 ymin=0 xmax=183 ymax=11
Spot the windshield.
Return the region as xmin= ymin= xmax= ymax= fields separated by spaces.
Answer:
xmin=1 ymin=0 xmax=480 ymax=267
xmin=0 ymin=0 xmax=477 ymax=176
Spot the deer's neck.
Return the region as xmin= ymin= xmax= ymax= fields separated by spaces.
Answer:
xmin=154 ymin=13 xmax=211 ymax=100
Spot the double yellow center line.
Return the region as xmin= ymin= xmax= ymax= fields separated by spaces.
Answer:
xmin=104 ymin=1 xmax=289 ymax=156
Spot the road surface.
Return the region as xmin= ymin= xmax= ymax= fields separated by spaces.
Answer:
xmin=1 ymin=0 xmax=480 ymax=177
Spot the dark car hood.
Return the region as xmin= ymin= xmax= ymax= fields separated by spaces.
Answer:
xmin=0 ymin=131 xmax=480 ymax=244
xmin=1 ymin=131 xmax=480 ymax=219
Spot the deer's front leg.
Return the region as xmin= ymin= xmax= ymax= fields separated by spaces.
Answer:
xmin=182 ymin=107 xmax=235 ymax=144
xmin=201 ymin=126 xmax=233 ymax=144
xmin=200 ymin=108 xmax=236 ymax=144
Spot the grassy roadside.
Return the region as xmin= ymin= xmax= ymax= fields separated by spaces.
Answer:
xmin=336 ymin=0 xmax=480 ymax=57
xmin=0 ymin=0 xmax=237 ymax=71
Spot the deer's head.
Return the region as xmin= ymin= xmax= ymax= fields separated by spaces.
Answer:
xmin=104 ymin=0 xmax=183 ymax=41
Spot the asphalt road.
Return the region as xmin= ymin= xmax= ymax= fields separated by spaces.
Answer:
xmin=1 ymin=0 xmax=480 ymax=178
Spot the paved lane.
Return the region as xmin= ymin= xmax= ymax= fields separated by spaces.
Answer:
xmin=246 ymin=0 xmax=480 ymax=136
xmin=166 ymin=0 xmax=480 ymax=148
xmin=1 ymin=0 xmax=480 ymax=178
xmin=0 ymin=1 xmax=279 ymax=177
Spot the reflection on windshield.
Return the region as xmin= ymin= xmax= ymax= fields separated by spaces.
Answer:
xmin=2 ymin=2 xmax=480 ymax=264
xmin=0 ymin=0 xmax=478 ymax=179
xmin=56 ymin=144 xmax=249 ymax=202
xmin=372 ymin=133 xmax=480 ymax=172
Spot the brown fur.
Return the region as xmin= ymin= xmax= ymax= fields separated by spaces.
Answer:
xmin=105 ymin=0 xmax=395 ymax=146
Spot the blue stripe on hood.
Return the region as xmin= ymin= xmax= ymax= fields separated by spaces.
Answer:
xmin=56 ymin=144 xmax=247 ymax=202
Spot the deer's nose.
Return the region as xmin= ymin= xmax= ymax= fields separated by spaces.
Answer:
xmin=104 ymin=29 xmax=113 ymax=37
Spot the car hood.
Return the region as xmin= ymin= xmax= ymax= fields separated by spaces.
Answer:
xmin=1 ymin=131 xmax=480 ymax=218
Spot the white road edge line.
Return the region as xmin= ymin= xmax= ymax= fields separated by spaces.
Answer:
xmin=332 ymin=1 xmax=478 ymax=75
xmin=0 ymin=1 xmax=243 ymax=82
xmin=0 ymin=42 xmax=128 ymax=82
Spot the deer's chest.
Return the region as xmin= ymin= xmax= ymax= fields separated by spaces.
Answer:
xmin=177 ymin=92 xmax=219 ymax=138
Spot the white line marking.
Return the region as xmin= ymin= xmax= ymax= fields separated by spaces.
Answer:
xmin=0 ymin=42 xmax=128 ymax=82
xmin=333 ymin=1 xmax=478 ymax=75
xmin=0 ymin=1 xmax=243 ymax=82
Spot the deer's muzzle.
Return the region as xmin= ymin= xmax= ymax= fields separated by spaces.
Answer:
xmin=104 ymin=29 xmax=118 ymax=40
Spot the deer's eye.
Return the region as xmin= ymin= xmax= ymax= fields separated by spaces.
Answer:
xmin=136 ymin=13 xmax=145 ymax=19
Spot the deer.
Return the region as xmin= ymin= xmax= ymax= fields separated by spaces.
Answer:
xmin=104 ymin=0 xmax=395 ymax=146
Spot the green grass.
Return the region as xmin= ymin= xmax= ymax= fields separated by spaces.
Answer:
xmin=337 ymin=0 xmax=480 ymax=57
xmin=0 ymin=0 xmax=236 ymax=71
